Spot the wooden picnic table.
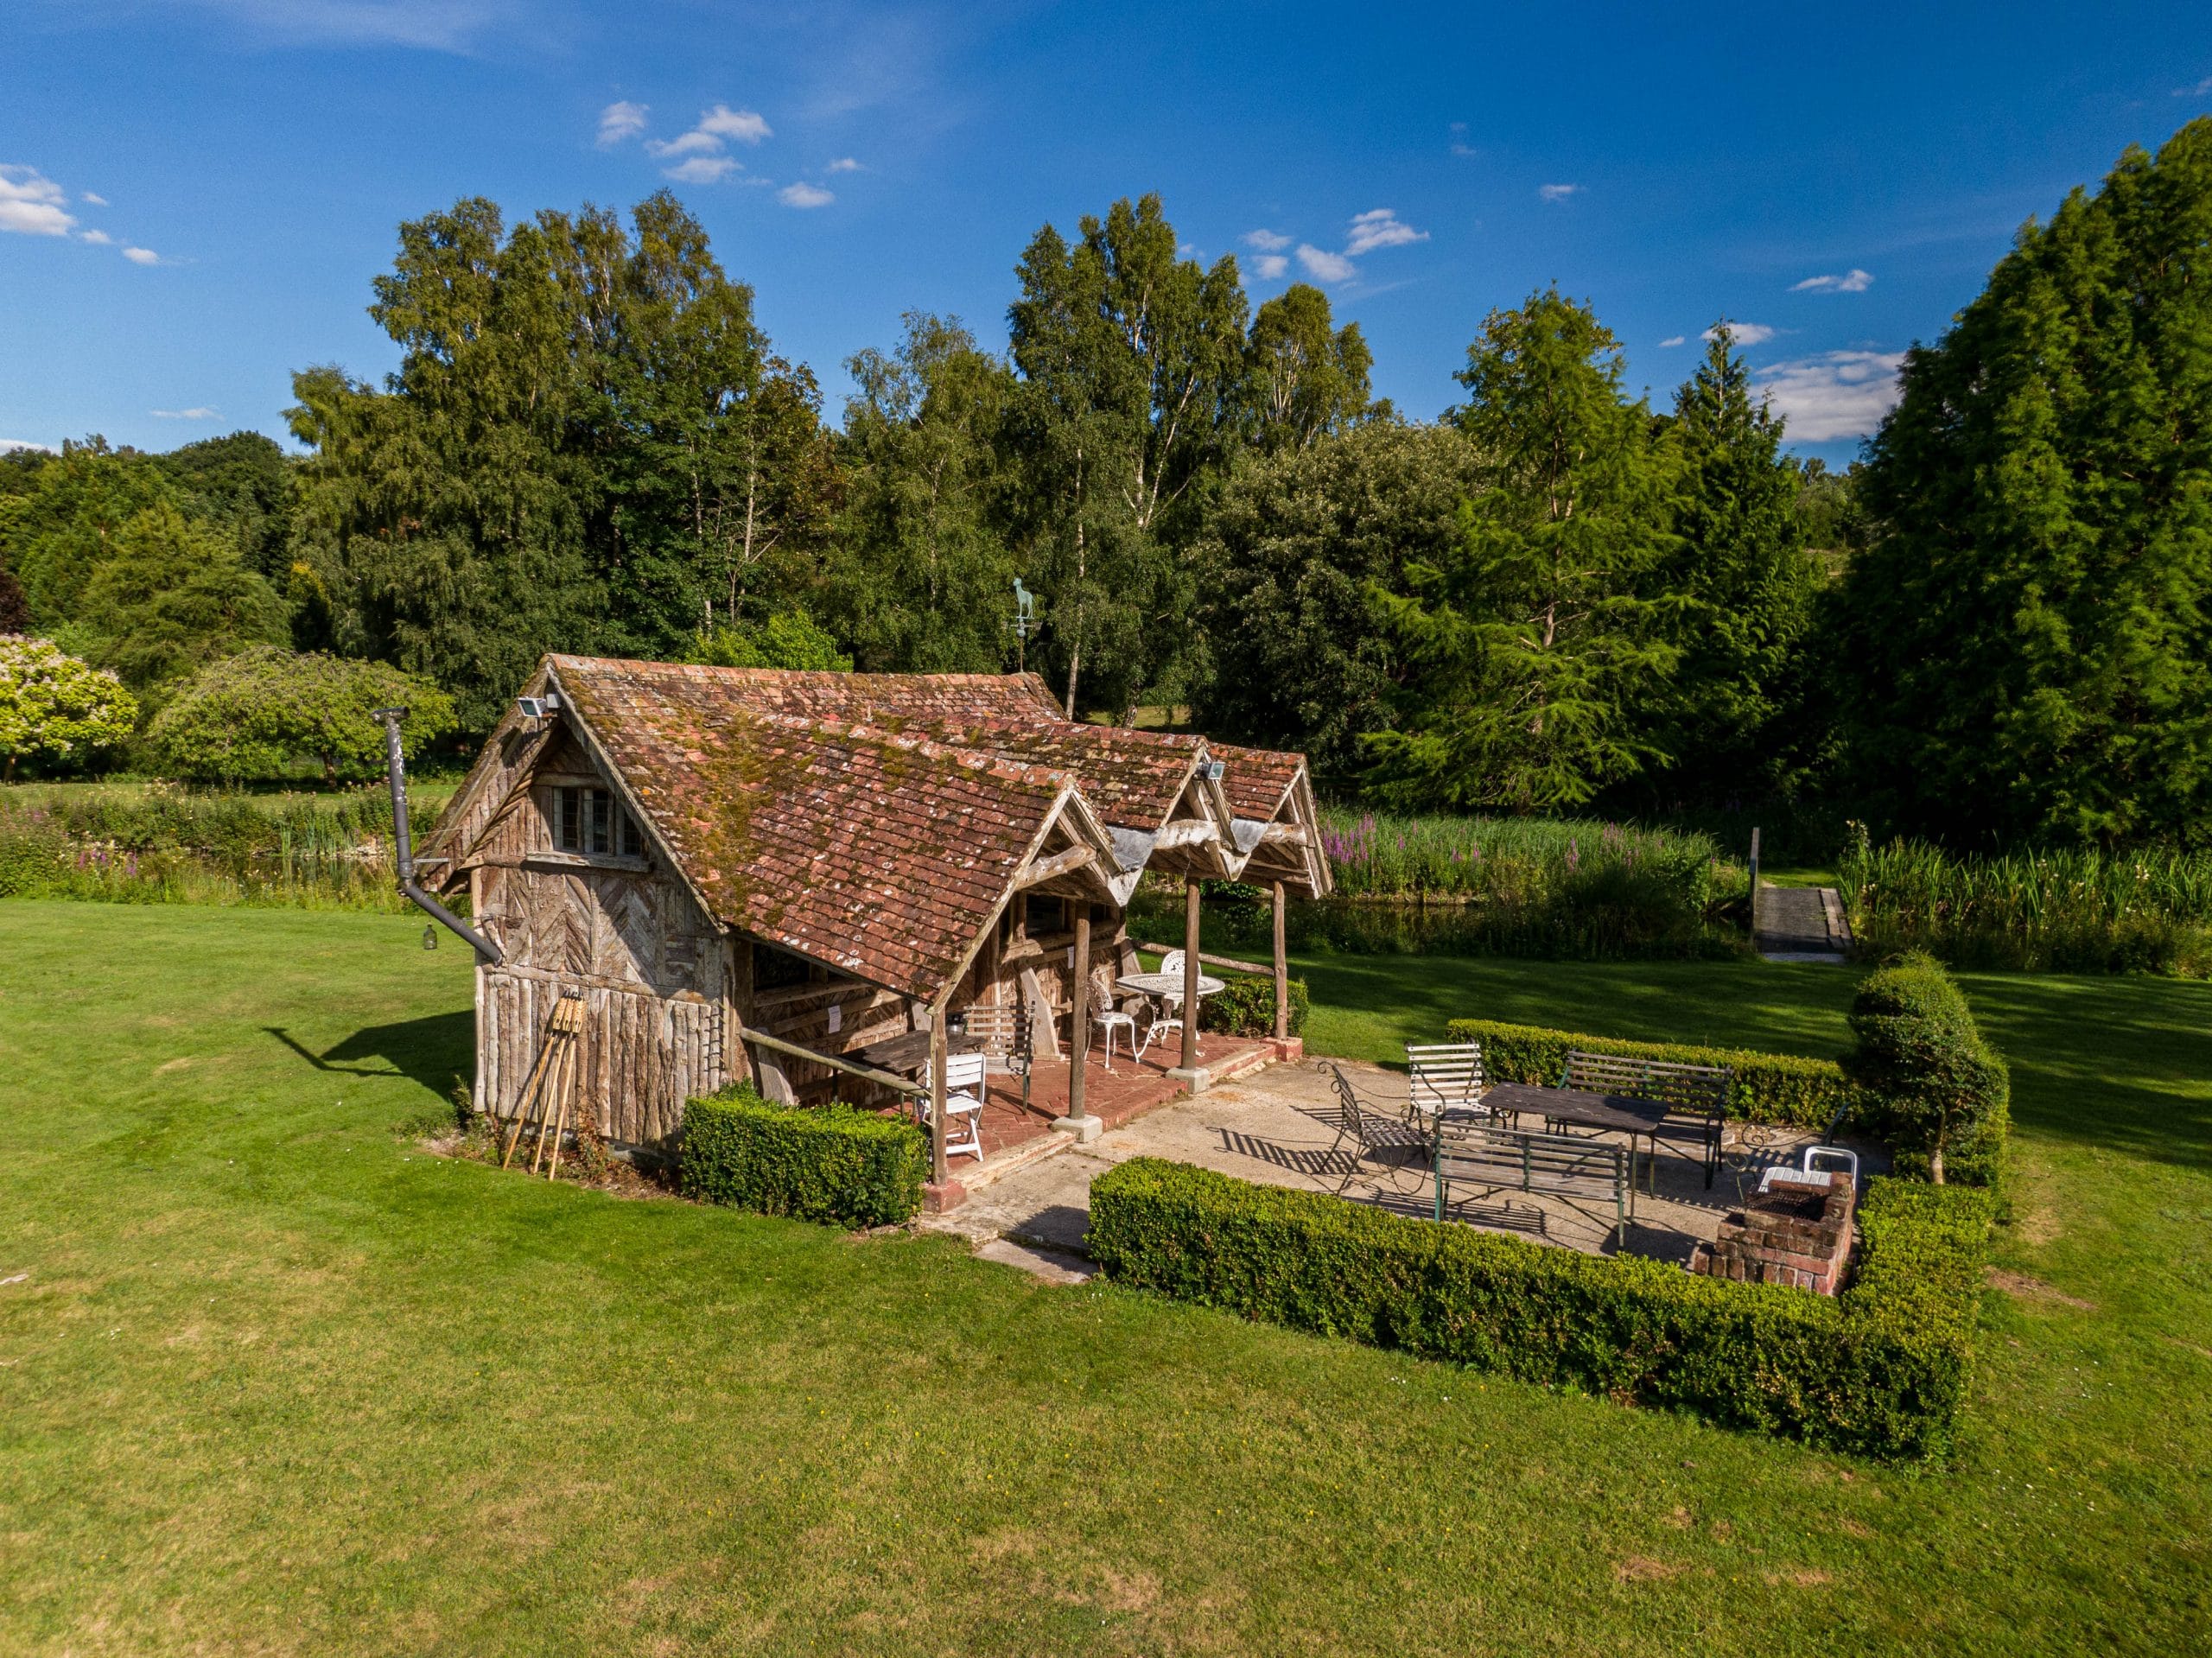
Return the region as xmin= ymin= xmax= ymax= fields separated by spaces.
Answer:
xmin=1461 ymin=1082 xmax=1674 ymax=1192
xmin=849 ymin=1028 xmax=984 ymax=1078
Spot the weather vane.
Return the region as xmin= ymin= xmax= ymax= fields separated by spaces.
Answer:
xmin=1010 ymin=577 xmax=1036 ymax=672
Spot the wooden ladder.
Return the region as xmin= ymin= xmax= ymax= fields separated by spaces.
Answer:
xmin=499 ymin=995 xmax=588 ymax=1178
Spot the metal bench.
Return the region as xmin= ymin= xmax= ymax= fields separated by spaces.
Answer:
xmin=1433 ymin=1121 xmax=1631 ymax=1246
xmin=1559 ymin=1051 xmax=1732 ymax=1189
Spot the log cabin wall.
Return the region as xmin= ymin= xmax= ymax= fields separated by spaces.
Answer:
xmin=467 ymin=727 xmax=731 ymax=1151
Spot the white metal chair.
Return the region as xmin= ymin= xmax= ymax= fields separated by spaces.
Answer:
xmin=1146 ymin=950 xmax=1192 ymax=1058
xmin=918 ymin=1051 xmax=988 ymax=1164
xmin=1094 ymin=1005 xmax=1139 ymax=1071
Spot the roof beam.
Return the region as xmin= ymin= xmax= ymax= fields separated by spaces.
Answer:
xmin=1152 ymin=818 xmax=1219 ymax=851
xmin=1258 ymin=822 xmax=1309 ymax=847
xmin=1012 ymin=844 xmax=1097 ymax=891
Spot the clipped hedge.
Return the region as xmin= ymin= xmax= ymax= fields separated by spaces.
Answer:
xmin=1090 ymin=1159 xmax=1990 ymax=1461
xmin=681 ymin=1084 xmax=925 ymax=1229
xmin=1844 ymin=953 xmax=2010 ymax=1188
xmin=1199 ymin=973 xmax=1309 ymax=1039
xmin=1442 ymin=1017 xmax=1862 ymax=1130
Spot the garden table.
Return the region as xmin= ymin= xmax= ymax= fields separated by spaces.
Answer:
xmin=1116 ymin=970 xmax=1225 ymax=1061
xmin=849 ymin=1028 xmax=983 ymax=1079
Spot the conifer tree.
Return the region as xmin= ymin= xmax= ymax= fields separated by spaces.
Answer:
xmin=1840 ymin=118 xmax=2212 ymax=846
xmin=1367 ymin=289 xmax=1678 ymax=810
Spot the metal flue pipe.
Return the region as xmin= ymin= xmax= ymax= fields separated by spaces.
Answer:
xmin=374 ymin=707 xmax=504 ymax=964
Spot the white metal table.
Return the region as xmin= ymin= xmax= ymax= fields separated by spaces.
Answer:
xmin=1116 ymin=970 xmax=1225 ymax=1062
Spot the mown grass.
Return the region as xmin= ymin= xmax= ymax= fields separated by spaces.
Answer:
xmin=2 ymin=903 xmax=2209 ymax=1655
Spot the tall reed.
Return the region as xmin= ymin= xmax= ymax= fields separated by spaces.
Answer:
xmin=0 ymin=783 xmax=445 ymax=912
xmin=1132 ymin=810 xmax=1747 ymax=962
xmin=1839 ymin=829 xmax=2212 ymax=975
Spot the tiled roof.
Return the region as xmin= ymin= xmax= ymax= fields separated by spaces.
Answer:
xmin=1205 ymin=740 xmax=1306 ymax=822
xmin=616 ymin=665 xmax=1206 ymax=829
xmin=550 ymin=657 xmax=1077 ymax=999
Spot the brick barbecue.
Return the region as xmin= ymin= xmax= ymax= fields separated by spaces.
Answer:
xmin=1689 ymin=1171 xmax=1858 ymax=1294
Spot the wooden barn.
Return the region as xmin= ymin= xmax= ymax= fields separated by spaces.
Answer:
xmin=411 ymin=654 xmax=1330 ymax=1199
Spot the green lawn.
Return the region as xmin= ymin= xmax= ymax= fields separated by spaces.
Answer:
xmin=3 ymin=902 xmax=2208 ymax=1655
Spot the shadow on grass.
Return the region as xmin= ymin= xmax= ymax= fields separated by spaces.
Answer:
xmin=1957 ymin=973 xmax=2212 ymax=1177
xmin=264 ymin=1011 xmax=474 ymax=1102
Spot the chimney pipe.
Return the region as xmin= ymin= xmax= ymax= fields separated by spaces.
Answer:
xmin=374 ymin=707 xmax=503 ymax=964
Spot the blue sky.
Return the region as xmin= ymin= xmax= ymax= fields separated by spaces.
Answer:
xmin=5 ymin=2 xmax=2210 ymax=467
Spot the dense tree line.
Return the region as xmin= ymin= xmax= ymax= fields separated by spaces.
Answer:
xmin=5 ymin=119 xmax=2209 ymax=850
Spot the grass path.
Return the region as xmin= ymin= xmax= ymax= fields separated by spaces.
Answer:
xmin=2 ymin=901 xmax=2208 ymax=1655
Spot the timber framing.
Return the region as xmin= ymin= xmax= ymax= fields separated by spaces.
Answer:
xmin=417 ymin=653 xmax=1325 ymax=1172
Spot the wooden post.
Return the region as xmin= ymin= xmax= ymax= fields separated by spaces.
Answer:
xmin=1748 ymin=826 xmax=1762 ymax=939
xmin=928 ymin=1006 xmax=949 ymax=1185
xmin=1181 ymin=876 xmax=1202 ymax=1070
xmin=1066 ymin=907 xmax=1091 ymax=1121
xmin=1271 ymin=880 xmax=1289 ymax=1043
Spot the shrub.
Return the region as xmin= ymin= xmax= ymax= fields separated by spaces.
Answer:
xmin=681 ymin=1083 xmax=925 ymax=1229
xmin=1090 ymin=1159 xmax=1989 ymax=1460
xmin=144 ymin=647 xmax=455 ymax=785
xmin=1441 ymin=1016 xmax=1862 ymax=1130
xmin=1842 ymin=953 xmax=2010 ymax=1186
xmin=1198 ymin=973 xmax=1308 ymax=1038
xmin=0 ymin=636 xmax=139 ymax=783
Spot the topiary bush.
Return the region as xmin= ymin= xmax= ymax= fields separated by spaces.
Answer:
xmin=1199 ymin=974 xmax=1308 ymax=1038
xmin=1841 ymin=952 xmax=2010 ymax=1186
xmin=1090 ymin=1158 xmax=1991 ymax=1460
xmin=681 ymin=1083 xmax=925 ymax=1229
xmin=1442 ymin=1017 xmax=1864 ymax=1130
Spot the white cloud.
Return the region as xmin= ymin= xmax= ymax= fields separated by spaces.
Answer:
xmin=1295 ymin=244 xmax=1356 ymax=283
xmin=1344 ymin=207 xmax=1427 ymax=256
xmin=663 ymin=156 xmax=740 ymax=184
xmin=1658 ymin=335 xmax=1687 ymax=348
xmin=1242 ymin=228 xmax=1291 ymax=251
xmin=82 ymin=191 xmax=108 ymax=206
xmin=779 ymin=181 xmax=834 ymax=208
xmin=122 ymin=245 xmax=161 ymax=265
xmin=1251 ymin=253 xmax=1288 ymax=281
xmin=1449 ymin=122 xmax=1478 ymax=158
xmin=1791 ymin=268 xmax=1873 ymax=294
xmin=2174 ymin=75 xmax=2212 ymax=97
xmin=649 ymin=130 xmax=723 ymax=158
xmin=825 ymin=157 xmax=862 ymax=173
xmin=696 ymin=105 xmax=772 ymax=144
xmin=78 ymin=229 xmax=114 ymax=245
xmin=1539 ymin=182 xmax=1580 ymax=202
xmin=1754 ymin=350 xmax=1906 ymax=441
xmin=1704 ymin=321 xmax=1777 ymax=346
xmin=0 ymin=166 xmax=76 ymax=237
xmin=596 ymin=100 xmax=648 ymax=146
xmin=1 ymin=439 xmax=59 ymax=454
xmin=151 ymin=407 xmax=219 ymax=420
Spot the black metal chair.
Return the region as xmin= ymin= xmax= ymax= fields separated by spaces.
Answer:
xmin=1326 ymin=1064 xmax=1430 ymax=1195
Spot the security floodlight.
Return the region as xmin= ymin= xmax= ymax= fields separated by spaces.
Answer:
xmin=1203 ymin=760 xmax=1226 ymax=782
xmin=517 ymin=692 xmax=560 ymax=719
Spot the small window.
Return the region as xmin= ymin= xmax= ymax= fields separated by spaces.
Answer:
xmin=553 ymin=786 xmax=643 ymax=859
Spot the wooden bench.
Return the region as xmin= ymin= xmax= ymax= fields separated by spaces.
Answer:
xmin=1558 ymin=1051 xmax=1732 ymax=1189
xmin=1433 ymin=1122 xmax=1630 ymax=1246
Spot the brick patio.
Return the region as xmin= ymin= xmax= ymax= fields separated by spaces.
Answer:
xmin=944 ymin=1032 xmax=1280 ymax=1166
